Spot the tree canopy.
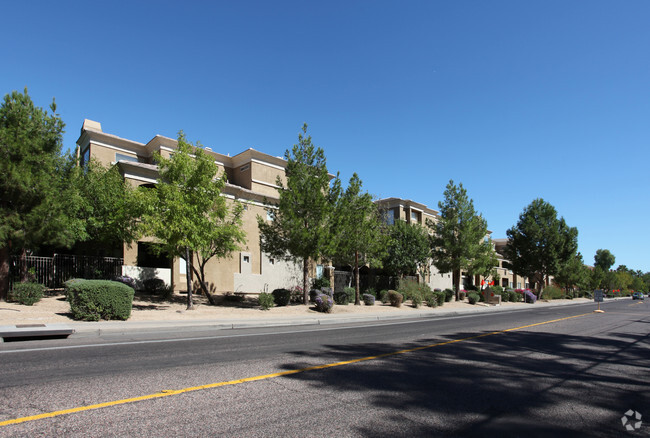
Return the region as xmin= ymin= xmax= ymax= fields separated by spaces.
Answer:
xmin=143 ymin=131 xmax=245 ymax=309
xmin=330 ymin=173 xmax=387 ymax=304
xmin=382 ymin=219 xmax=430 ymax=280
xmin=258 ymin=124 xmax=333 ymax=304
xmin=0 ymin=89 xmax=71 ymax=300
xmin=505 ymin=198 xmax=578 ymax=297
xmin=594 ymin=249 xmax=616 ymax=272
xmin=427 ymin=180 xmax=495 ymax=299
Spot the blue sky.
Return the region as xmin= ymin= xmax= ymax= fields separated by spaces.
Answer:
xmin=2 ymin=1 xmax=649 ymax=271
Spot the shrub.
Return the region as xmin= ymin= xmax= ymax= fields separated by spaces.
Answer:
xmin=443 ymin=288 xmax=454 ymax=302
xmin=290 ymin=286 xmax=304 ymax=304
xmin=9 ymin=282 xmax=45 ymax=306
xmin=542 ymin=285 xmax=563 ymax=300
xmin=343 ymin=287 xmax=356 ymax=302
xmin=491 ymin=285 xmax=504 ymax=295
xmin=314 ymin=293 xmax=333 ymax=313
xmin=114 ymin=275 xmax=136 ymax=290
xmin=459 ymin=290 xmax=466 ymax=301
xmin=362 ymin=293 xmax=375 ymax=306
xmin=312 ymin=276 xmax=330 ymax=289
xmin=379 ymin=290 xmax=389 ymax=304
xmin=66 ymin=279 xmax=134 ymax=321
xmin=388 ymin=290 xmax=403 ymax=307
xmin=272 ymin=288 xmax=291 ymax=306
xmin=309 ymin=289 xmax=320 ymax=303
xmin=434 ymin=291 xmax=446 ymax=307
xmin=334 ymin=292 xmax=349 ymax=305
xmin=143 ymin=278 xmax=166 ymax=294
xmin=468 ymin=292 xmax=480 ymax=305
xmin=364 ymin=287 xmax=376 ymax=298
xmin=258 ymin=292 xmax=274 ymax=310
xmin=320 ymin=287 xmax=334 ymax=298
xmin=411 ymin=291 xmax=422 ymax=308
xmin=426 ymin=294 xmax=438 ymax=308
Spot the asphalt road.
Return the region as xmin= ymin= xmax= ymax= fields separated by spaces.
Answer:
xmin=0 ymin=299 xmax=648 ymax=437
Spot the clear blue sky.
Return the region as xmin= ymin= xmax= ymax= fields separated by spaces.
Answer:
xmin=2 ymin=1 xmax=649 ymax=271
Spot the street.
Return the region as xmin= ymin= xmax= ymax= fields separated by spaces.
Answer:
xmin=1 ymin=299 xmax=648 ymax=437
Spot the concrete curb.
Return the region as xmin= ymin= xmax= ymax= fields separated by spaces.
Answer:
xmin=0 ymin=298 xmax=620 ymax=340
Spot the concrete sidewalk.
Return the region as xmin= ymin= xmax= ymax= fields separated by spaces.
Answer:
xmin=1 ymin=298 xmax=607 ymax=341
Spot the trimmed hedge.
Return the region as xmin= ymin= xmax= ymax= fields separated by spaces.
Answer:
xmin=66 ymin=280 xmax=134 ymax=321
xmin=443 ymin=288 xmax=454 ymax=302
xmin=468 ymin=292 xmax=480 ymax=305
xmin=272 ymin=288 xmax=291 ymax=306
xmin=362 ymin=293 xmax=375 ymax=306
xmin=9 ymin=282 xmax=45 ymax=306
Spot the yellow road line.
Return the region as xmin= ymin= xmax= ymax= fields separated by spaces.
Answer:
xmin=0 ymin=313 xmax=590 ymax=427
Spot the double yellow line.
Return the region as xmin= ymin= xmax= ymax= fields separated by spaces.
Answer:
xmin=0 ymin=313 xmax=590 ymax=427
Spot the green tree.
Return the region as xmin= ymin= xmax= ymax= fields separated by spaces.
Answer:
xmin=143 ymin=131 xmax=245 ymax=310
xmin=555 ymin=252 xmax=589 ymax=292
xmin=505 ymin=199 xmax=578 ymax=298
xmin=382 ymin=220 xmax=430 ymax=280
xmin=0 ymin=89 xmax=74 ymax=300
xmin=73 ymin=160 xmax=145 ymax=253
xmin=594 ymin=249 xmax=616 ymax=272
xmin=330 ymin=173 xmax=387 ymax=305
xmin=427 ymin=180 xmax=495 ymax=300
xmin=258 ymin=124 xmax=333 ymax=304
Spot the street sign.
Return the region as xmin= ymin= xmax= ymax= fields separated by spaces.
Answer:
xmin=594 ymin=290 xmax=604 ymax=302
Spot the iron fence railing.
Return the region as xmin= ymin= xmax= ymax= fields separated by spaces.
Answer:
xmin=9 ymin=254 xmax=123 ymax=290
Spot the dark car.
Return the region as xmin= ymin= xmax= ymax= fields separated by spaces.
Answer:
xmin=632 ymin=292 xmax=644 ymax=300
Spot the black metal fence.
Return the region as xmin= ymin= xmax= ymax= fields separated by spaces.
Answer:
xmin=333 ymin=270 xmax=412 ymax=293
xmin=9 ymin=254 xmax=124 ymax=290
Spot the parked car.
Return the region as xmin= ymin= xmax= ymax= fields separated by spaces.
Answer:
xmin=632 ymin=292 xmax=644 ymax=300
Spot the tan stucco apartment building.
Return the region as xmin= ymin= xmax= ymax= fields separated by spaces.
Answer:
xmin=77 ymin=119 xmax=303 ymax=294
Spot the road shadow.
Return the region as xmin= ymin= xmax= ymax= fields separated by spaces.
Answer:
xmin=278 ymin=327 xmax=650 ymax=437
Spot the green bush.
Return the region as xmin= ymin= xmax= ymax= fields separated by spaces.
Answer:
xmin=411 ymin=291 xmax=422 ymax=308
xmin=9 ymin=282 xmax=45 ymax=306
xmin=443 ymin=288 xmax=454 ymax=302
xmin=66 ymin=279 xmax=134 ymax=321
xmin=364 ymin=287 xmax=376 ymax=298
xmin=143 ymin=278 xmax=166 ymax=294
xmin=398 ymin=279 xmax=431 ymax=308
xmin=542 ymin=285 xmax=564 ymax=300
xmin=491 ymin=285 xmax=504 ymax=295
xmin=458 ymin=290 xmax=466 ymax=301
xmin=343 ymin=287 xmax=356 ymax=302
xmin=468 ymin=292 xmax=480 ymax=305
xmin=388 ymin=290 xmax=403 ymax=307
xmin=312 ymin=277 xmax=330 ymax=289
xmin=258 ymin=292 xmax=274 ymax=310
xmin=362 ymin=293 xmax=375 ymax=306
xmin=426 ymin=294 xmax=438 ymax=308
xmin=272 ymin=289 xmax=291 ymax=306
xmin=334 ymin=292 xmax=349 ymax=305
xmin=434 ymin=291 xmax=446 ymax=307
xmin=379 ymin=290 xmax=389 ymax=304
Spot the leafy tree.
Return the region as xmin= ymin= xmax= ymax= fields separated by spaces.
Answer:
xmin=143 ymin=131 xmax=245 ymax=309
xmin=382 ymin=220 xmax=430 ymax=280
xmin=72 ymin=160 xmax=145 ymax=252
xmin=330 ymin=173 xmax=387 ymax=305
xmin=427 ymin=180 xmax=495 ymax=300
xmin=0 ymin=89 xmax=74 ymax=300
xmin=594 ymin=249 xmax=615 ymax=272
xmin=505 ymin=198 xmax=578 ymax=298
xmin=258 ymin=124 xmax=333 ymax=304
xmin=555 ymin=252 xmax=589 ymax=292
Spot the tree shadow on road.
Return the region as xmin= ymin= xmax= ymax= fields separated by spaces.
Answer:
xmin=278 ymin=327 xmax=650 ymax=437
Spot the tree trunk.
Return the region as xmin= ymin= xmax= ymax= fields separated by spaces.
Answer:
xmin=453 ymin=269 xmax=461 ymax=301
xmin=191 ymin=264 xmax=217 ymax=306
xmin=185 ymin=247 xmax=194 ymax=310
xmin=0 ymin=244 xmax=9 ymax=301
xmin=19 ymin=247 xmax=28 ymax=282
xmin=354 ymin=250 xmax=360 ymax=305
xmin=303 ymin=257 xmax=309 ymax=305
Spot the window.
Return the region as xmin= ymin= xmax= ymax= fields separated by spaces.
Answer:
xmin=137 ymin=242 xmax=172 ymax=269
xmin=266 ymin=210 xmax=274 ymax=221
xmin=410 ymin=210 xmax=420 ymax=223
xmin=243 ymin=255 xmax=250 ymax=263
xmin=80 ymin=147 xmax=90 ymax=167
xmin=240 ymin=164 xmax=250 ymax=172
xmin=116 ymin=153 xmax=139 ymax=163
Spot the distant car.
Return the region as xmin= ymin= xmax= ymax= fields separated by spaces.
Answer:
xmin=632 ymin=292 xmax=644 ymax=300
